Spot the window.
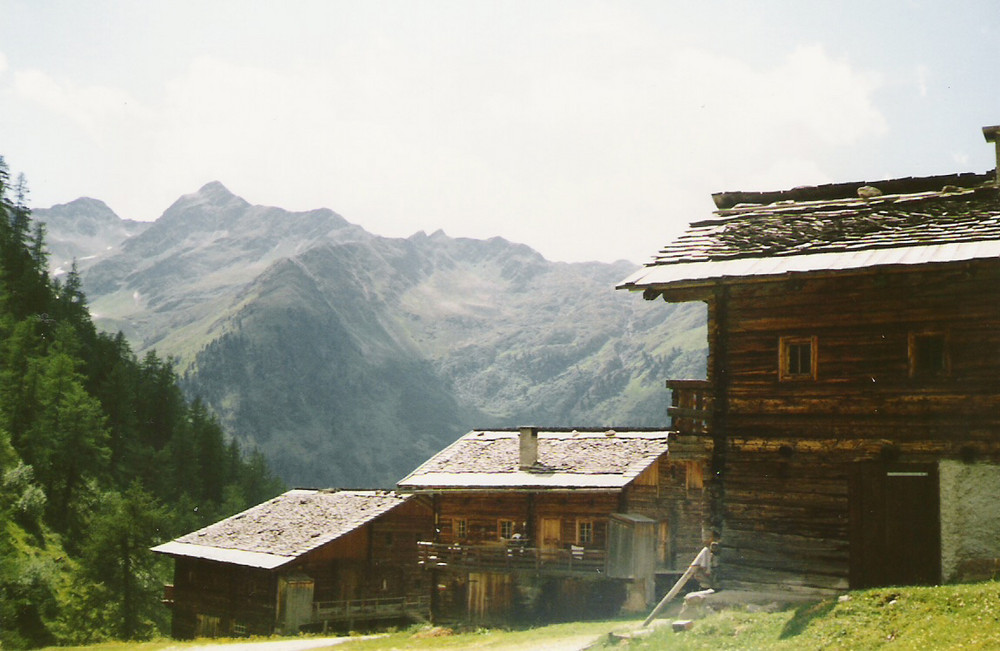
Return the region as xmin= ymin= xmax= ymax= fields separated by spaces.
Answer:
xmin=780 ymin=336 xmax=817 ymax=380
xmin=685 ymin=461 xmax=704 ymax=490
xmin=454 ymin=518 xmax=468 ymax=539
xmin=577 ymin=520 xmax=594 ymax=544
xmin=498 ymin=519 xmax=515 ymax=540
xmin=910 ymin=332 xmax=948 ymax=377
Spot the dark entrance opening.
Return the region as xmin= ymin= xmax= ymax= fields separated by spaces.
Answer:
xmin=849 ymin=462 xmax=941 ymax=588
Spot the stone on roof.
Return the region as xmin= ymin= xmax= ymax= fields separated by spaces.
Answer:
xmin=653 ymin=181 xmax=1000 ymax=267
xmin=616 ymin=169 xmax=1000 ymax=297
xmin=170 ymin=489 xmax=409 ymax=558
xmin=399 ymin=429 xmax=670 ymax=489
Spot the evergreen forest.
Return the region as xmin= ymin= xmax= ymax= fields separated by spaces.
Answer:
xmin=0 ymin=158 xmax=285 ymax=648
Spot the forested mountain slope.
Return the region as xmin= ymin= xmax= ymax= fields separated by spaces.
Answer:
xmin=53 ymin=183 xmax=707 ymax=488
xmin=0 ymin=160 xmax=283 ymax=648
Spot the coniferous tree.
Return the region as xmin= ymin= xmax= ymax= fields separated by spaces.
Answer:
xmin=72 ymin=484 xmax=170 ymax=640
xmin=0 ymin=158 xmax=284 ymax=647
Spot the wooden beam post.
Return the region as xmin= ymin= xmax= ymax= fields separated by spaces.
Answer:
xmin=641 ymin=546 xmax=711 ymax=627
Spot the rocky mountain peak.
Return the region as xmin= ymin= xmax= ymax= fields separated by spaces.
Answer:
xmin=196 ymin=180 xmax=237 ymax=201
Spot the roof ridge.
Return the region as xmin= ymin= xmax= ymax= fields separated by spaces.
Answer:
xmin=711 ymin=170 xmax=993 ymax=210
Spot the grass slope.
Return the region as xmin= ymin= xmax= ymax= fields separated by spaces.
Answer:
xmin=620 ymin=582 xmax=1000 ymax=650
xmin=41 ymin=582 xmax=1000 ymax=651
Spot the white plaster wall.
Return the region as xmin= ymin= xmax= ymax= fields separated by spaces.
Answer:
xmin=939 ymin=460 xmax=1000 ymax=582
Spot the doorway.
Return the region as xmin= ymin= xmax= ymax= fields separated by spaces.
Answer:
xmin=849 ymin=462 xmax=941 ymax=588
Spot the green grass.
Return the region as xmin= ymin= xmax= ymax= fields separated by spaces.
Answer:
xmin=615 ymin=582 xmax=1000 ymax=650
xmin=41 ymin=582 xmax=1000 ymax=651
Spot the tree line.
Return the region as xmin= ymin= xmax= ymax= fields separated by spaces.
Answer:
xmin=0 ymin=158 xmax=284 ymax=648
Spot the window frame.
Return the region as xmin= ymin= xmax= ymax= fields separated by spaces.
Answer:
xmin=577 ymin=519 xmax=594 ymax=545
xmin=498 ymin=519 xmax=515 ymax=540
xmin=454 ymin=518 xmax=468 ymax=540
xmin=779 ymin=335 xmax=818 ymax=381
xmin=909 ymin=331 xmax=949 ymax=378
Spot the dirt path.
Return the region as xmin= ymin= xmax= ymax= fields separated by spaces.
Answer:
xmin=175 ymin=636 xmax=382 ymax=651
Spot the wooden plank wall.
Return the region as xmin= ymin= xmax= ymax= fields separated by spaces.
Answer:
xmin=170 ymin=559 xmax=276 ymax=638
xmin=295 ymin=499 xmax=435 ymax=602
xmin=435 ymin=492 xmax=620 ymax=548
xmin=710 ymin=260 xmax=1000 ymax=593
xmin=623 ymin=457 xmax=707 ymax=570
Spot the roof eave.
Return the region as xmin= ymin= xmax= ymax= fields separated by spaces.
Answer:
xmin=150 ymin=541 xmax=295 ymax=569
xmin=619 ymin=240 xmax=1000 ymax=296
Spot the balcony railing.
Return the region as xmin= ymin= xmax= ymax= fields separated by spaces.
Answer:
xmin=666 ymin=380 xmax=712 ymax=435
xmin=417 ymin=541 xmax=606 ymax=575
xmin=312 ymin=595 xmax=430 ymax=623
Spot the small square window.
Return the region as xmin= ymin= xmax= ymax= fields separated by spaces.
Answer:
xmin=910 ymin=332 xmax=948 ymax=377
xmin=454 ymin=518 xmax=467 ymax=539
xmin=498 ymin=519 xmax=515 ymax=540
xmin=577 ymin=521 xmax=593 ymax=544
xmin=780 ymin=336 xmax=817 ymax=381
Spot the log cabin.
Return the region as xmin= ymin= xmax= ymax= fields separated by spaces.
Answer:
xmin=617 ymin=125 xmax=1000 ymax=596
xmin=395 ymin=427 xmax=709 ymax=621
xmin=152 ymin=489 xmax=433 ymax=638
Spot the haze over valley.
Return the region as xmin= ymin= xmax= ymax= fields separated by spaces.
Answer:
xmin=37 ymin=185 xmax=707 ymax=488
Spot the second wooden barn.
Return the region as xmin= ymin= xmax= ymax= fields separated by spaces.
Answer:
xmin=397 ymin=427 xmax=709 ymax=621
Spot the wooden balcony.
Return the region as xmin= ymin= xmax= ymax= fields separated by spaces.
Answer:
xmin=666 ymin=380 xmax=712 ymax=435
xmin=311 ymin=595 xmax=430 ymax=624
xmin=417 ymin=541 xmax=606 ymax=576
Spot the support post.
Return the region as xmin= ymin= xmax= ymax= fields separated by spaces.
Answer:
xmin=641 ymin=546 xmax=711 ymax=627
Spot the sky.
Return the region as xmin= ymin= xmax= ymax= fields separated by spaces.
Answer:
xmin=1 ymin=1 xmax=999 ymax=264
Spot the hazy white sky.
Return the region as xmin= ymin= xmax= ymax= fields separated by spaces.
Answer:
xmin=2 ymin=0 xmax=999 ymax=263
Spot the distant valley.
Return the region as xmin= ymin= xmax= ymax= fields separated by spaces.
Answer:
xmin=35 ymin=184 xmax=707 ymax=488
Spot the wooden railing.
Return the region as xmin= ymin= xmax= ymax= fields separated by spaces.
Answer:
xmin=417 ymin=541 xmax=605 ymax=575
xmin=666 ymin=380 xmax=712 ymax=435
xmin=311 ymin=595 xmax=430 ymax=623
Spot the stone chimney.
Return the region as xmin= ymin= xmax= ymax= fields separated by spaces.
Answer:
xmin=519 ymin=426 xmax=539 ymax=470
xmin=982 ymin=125 xmax=1000 ymax=186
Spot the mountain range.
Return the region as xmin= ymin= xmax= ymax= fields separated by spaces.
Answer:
xmin=34 ymin=184 xmax=707 ymax=488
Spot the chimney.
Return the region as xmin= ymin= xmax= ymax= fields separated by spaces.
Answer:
xmin=518 ymin=427 xmax=539 ymax=470
xmin=982 ymin=125 xmax=1000 ymax=186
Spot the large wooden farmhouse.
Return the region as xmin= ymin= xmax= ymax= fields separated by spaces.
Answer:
xmin=152 ymin=489 xmax=433 ymax=638
xmin=618 ymin=126 xmax=1000 ymax=595
xmin=396 ymin=427 xmax=708 ymax=621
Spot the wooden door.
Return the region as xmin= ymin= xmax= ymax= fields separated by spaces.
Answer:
xmin=540 ymin=518 xmax=562 ymax=550
xmin=849 ymin=463 xmax=941 ymax=588
xmin=467 ymin=572 xmax=512 ymax=619
xmin=657 ymin=520 xmax=671 ymax=570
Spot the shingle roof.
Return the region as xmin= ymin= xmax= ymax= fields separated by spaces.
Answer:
xmin=397 ymin=429 xmax=670 ymax=490
xmin=619 ymin=171 xmax=1000 ymax=291
xmin=151 ymin=489 xmax=410 ymax=568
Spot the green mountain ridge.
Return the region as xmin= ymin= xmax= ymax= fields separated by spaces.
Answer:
xmin=44 ymin=184 xmax=707 ymax=488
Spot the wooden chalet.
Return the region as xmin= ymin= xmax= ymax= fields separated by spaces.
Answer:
xmin=152 ymin=489 xmax=433 ymax=638
xmin=618 ymin=125 xmax=1000 ymax=596
xmin=396 ymin=427 xmax=708 ymax=621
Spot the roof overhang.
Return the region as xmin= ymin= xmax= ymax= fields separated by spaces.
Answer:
xmin=618 ymin=240 xmax=1000 ymax=293
xmin=150 ymin=541 xmax=295 ymax=569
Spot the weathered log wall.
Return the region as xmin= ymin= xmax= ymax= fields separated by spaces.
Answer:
xmin=168 ymin=498 xmax=434 ymax=638
xmin=695 ymin=260 xmax=1000 ymax=593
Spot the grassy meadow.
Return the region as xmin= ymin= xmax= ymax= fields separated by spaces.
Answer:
xmin=42 ymin=581 xmax=1000 ymax=651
